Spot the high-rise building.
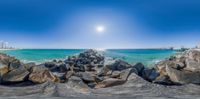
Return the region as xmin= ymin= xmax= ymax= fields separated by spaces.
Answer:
xmin=0 ymin=41 xmax=3 ymax=49
xmin=0 ymin=41 xmax=12 ymax=49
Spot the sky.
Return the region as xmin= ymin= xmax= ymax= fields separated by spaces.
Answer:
xmin=0 ymin=0 xmax=200 ymax=49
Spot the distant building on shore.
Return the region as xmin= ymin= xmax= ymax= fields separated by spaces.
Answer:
xmin=0 ymin=41 xmax=14 ymax=49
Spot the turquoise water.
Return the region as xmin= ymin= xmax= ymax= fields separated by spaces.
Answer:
xmin=0 ymin=49 xmax=176 ymax=67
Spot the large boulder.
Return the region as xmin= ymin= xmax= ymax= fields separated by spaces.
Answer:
xmin=153 ymin=75 xmax=174 ymax=85
xmin=110 ymin=71 xmax=121 ymax=78
xmin=29 ymin=66 xmax=59 ymax=84
xmin=106 ymin=59 xmax=132 ymax=71
xmin=166 ymin=65 xmax=200 ymax=84
xmin=8 ymin=59 xmax=21 ymax=71
xmin=45 ymin=61 xmax=70 ymax=73
xmin=95 ymin=78 xmax=126 ymax=88
xmin=119 ymin=68 xmax=137 ymax=81
xmin=0 ymin=62 xmax=9 ymax=76
xmin=75 ymin=72 xmax=95 ymax=82
xmin=65 ymin=71 xmax=74 ymax=80
xmin=98 ymin=59 xmax=132 ymax=76
xmin=0 ymin=54 xmax=21 ymax=76
xmin=132 ymin=62 xmax=145 ymax=75
xmin=156 ymin=60 xmax=185 ymax=76
xmin=185 ymin=59 xmax=200 ymax=71
xmin=2 ymin=66 xmax=29 ymax=83
xmin=66 ymin=76 xmax=90 ymax=93
xmin=0 ymin=54 xmax=16 ymax=66
xmin=141 ymin=68 xmax=159 ymax=82
xmin=187 ymin=49 xmax=200 ymax=63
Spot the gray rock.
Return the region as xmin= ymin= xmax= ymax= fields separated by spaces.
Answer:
xmin=75 ymin=72 xmax=95 ymax=82
xmin=44 ymin=62 xmax=56 ymax=69
xmin=132 ymin=62 xmax=145 ymax=75
xmin=95 ymin=78 xmax=125 ymax=88
xmin=65 ymin=71 xmax=74 ymax=80
xmin=185 ymin=58 xmax=200 ymax=71
xmin=153 ymin=75 xmax=174 ymax=85
xmin=29 ymin=66 xmax=59 ymax=84
xmin=66 ymin=76 xmax=90 ymax=93
xmin=119 ymin=68 xmax=137 ymax=81
xmin=0 ymin=62 xmax=8 ymax=76
xmin=110 ymin=71 xmax=121 ymax=78
xmin=166 ymin=65 xmax=200 ymax=84
xmin=106 ymin=59 xmax=132 ymax=71
xmin=87 ymin=82 xmax=96 ymax=88
xmin=187 ymin=49 xmax=200 ymax=63
xmin=58 ymin=63 xmax=70 ymax=73
xmin=9 ymin=60 xmax=21 ymax=71
xmin=142 ymin=68 xmax=159 ymax=82
xmin=2 ymin=66 xmax=29 ymax=83
xmin=24 ymin=62 xmax=36 ymax=71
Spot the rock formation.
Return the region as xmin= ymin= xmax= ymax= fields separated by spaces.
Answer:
xmin=0 ymin=49 xmax=199 ymax=98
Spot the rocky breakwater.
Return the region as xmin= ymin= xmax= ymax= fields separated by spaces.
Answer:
xmin=154 ymin=49 xmax=200 ymax=85
xmin=0 ymin=50 xmax=152 ymax=92
xmin=0 ymin=49 xmax=199 ymax=99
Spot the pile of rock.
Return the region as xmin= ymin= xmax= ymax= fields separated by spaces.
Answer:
xmin=0 ymin=54 xmax=59 ymax=85
xmin=0 ymin=50 xmax=148 ymax=90
xmin=0 ymin=48 xmax=199 ymax=93
xmin=154 ymin=49 xmax=200 ymax=85
xmin=0 ymin=49 xmax=200 ymax=98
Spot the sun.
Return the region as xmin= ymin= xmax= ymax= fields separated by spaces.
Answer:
xmin=96 ymin=26 xmax=105 ymax=33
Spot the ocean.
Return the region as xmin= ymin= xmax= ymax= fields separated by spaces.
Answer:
xmin=0 ymin=49 xmax=176 ymax=67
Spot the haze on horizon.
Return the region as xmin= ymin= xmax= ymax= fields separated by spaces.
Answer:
xmin=0 ymin=0 xmax=200 ymax=49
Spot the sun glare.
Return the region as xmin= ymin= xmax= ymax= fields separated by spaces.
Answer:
xmin=96 ymin=26 xmax=105 ymax=33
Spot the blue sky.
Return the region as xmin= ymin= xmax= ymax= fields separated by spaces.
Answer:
xmin=0 ymin=0 xmax=200 ymax=48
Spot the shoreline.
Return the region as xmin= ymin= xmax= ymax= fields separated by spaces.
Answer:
xmin=0 ymin=49 xmax=18 ymax=51
xmin=0 ymin=49 xmax=176 ymax=66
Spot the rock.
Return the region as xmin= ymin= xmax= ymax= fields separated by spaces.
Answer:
xmin=106 ymin=59 xmax=132 ymax=71
xmin=166 ymin=65 xmax=200 ymax=84
xmin=141 ymin=68 xmax=160 ymax=82
xmin=73 ymin=64 xmax=85 ymax=72
xmin=153 ymin=75 xmax=174 ymax=85
xmin=87 ymin=82 xmax=96 ymax=88
xmin=58 ymin=63 xmax=70 ymax=72
xmin=95 ymin=76 xmax=104 ymax=82
xmin=75 ymin=72 xmax=95 ymax=82
xmin=52 ymin=59 xmax=57 ymax=63
xmin=52 ymin=72 xmax=65 ymax=83
xmin=0 ymin=54 xmax=15 ymax=66
xmin=29 ymin=66 xmax=59 ymax=84
xmin=168 ymin=61 xmax=185 ymax=70
xmin=9 ymin=60 xmax=21 ymax=71
xmin=84 ymin=63 xmax=96 ymax=71
xmin=132 ymin=62 xmax=145 ymax=75
xmin=119 ymin=68 xmax=137 ymax=80
xmin=45 ymin=62 xmax=56 ymax=69
xmin=66 ymin=76 xmax=89 ymax=93
xmin=2 ymin=66 xmax=29 ymax=83
xmin=187 ymin=50 xmax=200 ymax=63
xmin=95 ymin=78 xmax=125 ymax=88
xmin=156 ymin=61 xmax=185 ymax=77
xmin=156 ymin=60 xmax=169 ymax=74
xmin=185 ymin=59 xmax=200 ymax=71
xmin=65 ymin=71 xmax=74 ymax=80
xmin=110 ymin=71 xmax=121 ymax=78
xmin=97 ymin=66 xmax=110 ymax=76
xmin=0 ymin=62 xmax=9 ymax=76
xmin=98 ymin=59 xmax=132 ymax=76
xmin=24 ymin=62 xmax=36 ymax=71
